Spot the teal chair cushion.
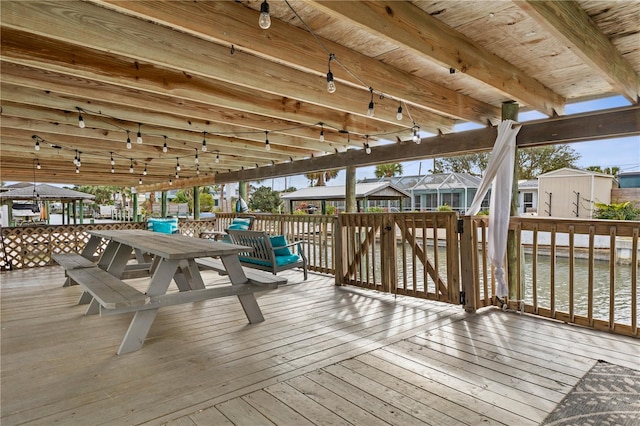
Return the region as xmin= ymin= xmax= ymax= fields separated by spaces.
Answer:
xmin=227 ymin=217 xmax=252 ymax=230
xmin=270 ymin=235 xmax=292 ymax=256
xmin=239 ymin=254 xmax=301 ymax=267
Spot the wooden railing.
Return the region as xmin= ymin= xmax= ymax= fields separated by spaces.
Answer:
xmin=335 ymin=212 xmax=460 ymax=304
xmin=459 ymin=216 xmax=639 ymax=337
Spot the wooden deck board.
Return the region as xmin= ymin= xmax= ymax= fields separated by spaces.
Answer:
xmin=1 ymin=266 xmax=639 ymax=426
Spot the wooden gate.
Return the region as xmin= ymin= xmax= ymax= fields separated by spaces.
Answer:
xmin=335 ymin=212 xmax=460 ymax=304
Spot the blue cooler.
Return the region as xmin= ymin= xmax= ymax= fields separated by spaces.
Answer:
xmin=147 ymin=217 xmax=178 ymax=234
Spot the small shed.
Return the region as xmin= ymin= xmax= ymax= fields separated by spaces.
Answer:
xmin=537 ymin=168 xmax=616 ymax=218
xmin=280 ymin=182 xmax=410 ymax=213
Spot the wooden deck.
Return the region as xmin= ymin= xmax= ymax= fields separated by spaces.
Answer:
xmin=1 ymin=266 xmax=638 ymax=426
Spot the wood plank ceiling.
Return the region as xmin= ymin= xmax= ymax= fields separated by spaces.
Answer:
xmin=1 ymin=1 xmax=638 ymax=190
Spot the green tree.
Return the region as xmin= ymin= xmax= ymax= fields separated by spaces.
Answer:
xmin=440 ymin=144 xmax=580 ymax=179
xmin=199 ymin=192 xmax=214 ymax=212
xmin=375 ymin=163 xmax=403 ymax=178
xmin=586 ymin=166 xmax=620 ymax=177
xmin=173 ymin=189 xmax=194 ymax=212
xmin=248 ymin=186 xmax=282 ymax=212
xmin=72 ymin=185 xmax=119 ymax=205
xmin=305 ymin=170 xmax=339 ymax=186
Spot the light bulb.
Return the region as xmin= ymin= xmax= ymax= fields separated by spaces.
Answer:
xmin=265 ymin=140 xmax=271 ymax=151
xmin=175 ymin=171 xmax=179 ymax=179
xmin=139 ymin=177 xmax=142 ymax=185
xmin=36 ymin=161 xmax=41 ymax=170
xmin=35 ymin=141 xmax=40 ymax=151
xmin=259 ymin=0 xmax=271 ymax=29
xmin=320 ymin=130 xmax=325 ymax=142
xmin=194 ymin=150 xmax=199 ymax=164
xmin=129 ymin=159 xmax=134 ymax=173
xmin=176 ymin=158 xmax=181 ymax=171
xmin=202 ymin=132 xmax=207 ymax=152
xmin=367 ymin=101 xmax=374 ymax=117
xmin=75 ymin=166 xmax=80 ymax=174
xmin=396 ymin=106 xmax=403 ymax=120
xmin=163 ymin=142 xmax=168 ymax=153
xmin=413 ymin=127 xmax=421 ymax=144
xmin=111 ymin=167 xmax=115 ymax=174
xmin=110 ymin=154 xmax=115 ymax=166
xmin=365 ymin=144 xmax=371 ymax=155
xmin=143 ymin=165 xmax=147 ymax=176
xmin=126 ymin=140 xmax=132 ymax=150
xmin=326 ymin=71 xmax=336 ymax=93
xmin=196 ymin=167 xmax=200 ymax=176
xmin=215 ymin=153 xmax=220 ymax=163
xmin=78 ymin=113 xmax=85 ymax=129
xmin=169 ymin=179 xmax=173 ymax=186
xmin=136 ymin=125 xmax=143 ymax=144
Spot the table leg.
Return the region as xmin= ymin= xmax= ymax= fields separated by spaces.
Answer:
xmin=81 ymin=235 xmax=102 ymax=260
xmin=173 ymin=259 xmax=206 ymax=291
xmin=117 ymin=258 xmax=179 ymax=354
xmin=220 ymin=254 xmax=264 ymax=323
xmin=105 ymin=243 xmax=135 ymax=278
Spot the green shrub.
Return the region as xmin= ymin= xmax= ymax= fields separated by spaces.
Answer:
xmin=436 ymin=204 xmax=453 ymax=211
xmin=594 ymin=201 xmax=640 ymax=220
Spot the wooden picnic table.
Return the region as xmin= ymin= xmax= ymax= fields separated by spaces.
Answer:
xmin=73 ymin=230 xmax=284 ymax=354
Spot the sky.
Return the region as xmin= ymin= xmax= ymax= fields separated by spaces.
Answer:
xmin=274 ymin=95 xmax=640 ymax=191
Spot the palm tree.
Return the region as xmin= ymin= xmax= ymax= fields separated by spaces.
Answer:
xmin=305 ymin=170 xmax=339 ymax=186
xmin=374 ymin=163 xmax=403 ymax=178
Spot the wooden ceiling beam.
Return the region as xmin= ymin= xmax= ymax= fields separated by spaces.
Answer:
xmin=95 ymin=0 xmax=500 ymax=125
xmin=0 ymin=1 xmax=451 ymax=132
xmin=311 ymin=0 xmax=565 ymax=116
xmin=515 ymin=0 xmax=639 ymax=103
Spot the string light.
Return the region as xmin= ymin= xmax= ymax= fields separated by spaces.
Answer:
xmin=326 ymin=54 xmax=336 ymax=93
xmin=77 ymin=151 xmax=81 ymax=167
xmin=73 ymin=150 xmax=79 ymax=166
xmin=201 ymin=131 xmax=207 ymax=152
xmin=75 ymin=165 xmax=80 ymax=174
xmin=111 ymin=166 xmax=115 ymax=174
xmin=215 ymin=152 xmax=220 ymax=163
xmin=162 ymin=136 xmax=168 ymax=153
xmin=169 ymin=178 xmax=173 ymax=186
xmin=259 ymin=0 xmax=271 ymax=29
xmin=194 ymin=149 xmax=199 ymax=165
xmin=143 ymin=163 xmax=148 ymax=176
xmin=412 ymin=125 xmax=421 ymax=144
xmin=129 ymin=158 xmax=134 ymax=173
xmin=367 ymin=87 xmax=374 ymax=117
xmin=33 ymin=135 xmax=40 ymax=151
xmin=319 ymin=123 xmax=325 ymax=142
xmin=110 ymin=152 xmax=115 ymax=166
xmin=265 ymin=131 xmax=270 ymax=151
xmin=176 ymin=158 xmax=181 ymax=172
xmin=36 ymin=160 xmax=41 ymax=170
xmin=126 ymin=130 xmax=132 ymax=149
xmin=139 ymin=176 xmax=143 ymax=185
xmin=136 ymin=123 xmax=143 ymax=144
xmin=196 ymin=165 xmax=200 ymax=176
xmin=364 ymin=135 xmax=371 ymax=154
xmin=396 ymin=104 xmax=403 ymax=120
xmin=175 ymin=171 xmax=179 ymax=179
xmin=77 ymin=107 xmax=85 ymax=129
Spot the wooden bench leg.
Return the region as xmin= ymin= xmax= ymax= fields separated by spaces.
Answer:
xmin=220 ymin=254 xmax=264 ymax=323
xmin=78 ymin=291 xmax=93 ymax=305
xmin=63 ymin=276 xmax=75 ymax=287
xmin=117 ymin=309 xmax=159 ymax=355
xmin=84 ymin=298 xmax=100 ymax=315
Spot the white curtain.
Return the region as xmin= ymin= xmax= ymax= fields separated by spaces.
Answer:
xmin=467 ymin=120 xmax=522 ymax=297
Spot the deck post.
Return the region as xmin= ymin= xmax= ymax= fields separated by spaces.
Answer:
xmin=459 ymin=215 xmax=478 ymax=312
xmin=334 ymin=215 xmax=344 ymax=286
xmin=193 ymin=186 xmax=200 ymax=220
xmin=503 ymin=101 xmax=520 ymax=302
xmin=161 ymin=191 xmax=168 ymax=218
xmin=345 ymin=165 xmax=356 ymax=213
xmin=132 ymin=193 xmax=139 ymax=222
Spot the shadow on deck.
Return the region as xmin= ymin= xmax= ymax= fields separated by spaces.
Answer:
xmin=1 ymin=266 xmax=638 ymax=425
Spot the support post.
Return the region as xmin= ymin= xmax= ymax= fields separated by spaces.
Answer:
xmin=345 ymin=165 xmax=356 ymax=213
xmin=238 ymin=181 xmax=247 ymax=206
xmin=161 ymin=191 xmax=168 ymax=218
xmin=503 ymin=101 xmax=520 ymax=302
xmin=193 ymin=186 xmax=200 ymax=220
xmin=79 ymin=200 xmax=84 ymax=224
xmin=132 ymin=193 xmax=139 ymax=222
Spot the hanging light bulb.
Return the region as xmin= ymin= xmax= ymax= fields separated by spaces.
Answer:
xmin=34 ymin=138 xmax=40 ymax=151
xmin=76 ymin=165 xmax=80 ymax=174
xmin=326 ymin=54 xmax=336 ymax=93
xmin=194 ymin=149 xmax=199 ymax=165
xmin=175 ymin=171 xmax=179 ymax=179
xmin=126 ymin=130 xmax=132 ymax=149
xmin=259 ymin=0 xmax=271 ymax=29
xmin=77 ymin=109 xmax=85 ymax=128
xmin=367 ymin=88 xmax=375 ymax=117
xmin=364 ymin=135 xmax=371 ymax=154
xmin=319 ymin=123 xmax=325 ymax=142
xmin=176 ymin=158 xmax=181 ymax=172
xmin=136 ymin=123 xmax=143 ymax=144
xmin=396 ymin=105 xmax=403 ymax=120
xmin=77 ymin=152 xmax=81 ymax=167
xmin=110 ymin=152 xmax=115 ymax=166
xmin=111 ymin=166 xmax=115 ymax=174
xmin=412 ymin=125 xmax=421 ymax=144
xmin=265 ymin=131 xmax=270 ymax=151
xmin=129 ymin=158 xmax=134 ymax=173
xmin=73 ymin=150 xmax=79 ymax=166
xmin=215 ymin=152 xmax=220 ymax=163
xmin=143 ymin=164 xmax=148 ymax=176
xmin=196 ymin=165 xmax=200 ymax=176
xmin=162 ymin=136 xmax=168 ymax=153
xmin=201 ymin=131 xmax=207 ymax=152
xmin=139 ymin=177 xmax=143 ymax=185
xmin=36 ymin=160 xmax=41 ymax=170
xmin=169 ymin=178 xmax=173 ymax=186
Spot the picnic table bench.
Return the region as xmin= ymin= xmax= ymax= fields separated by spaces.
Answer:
xmin=62 ymin=230 xmax=284 ymax=354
